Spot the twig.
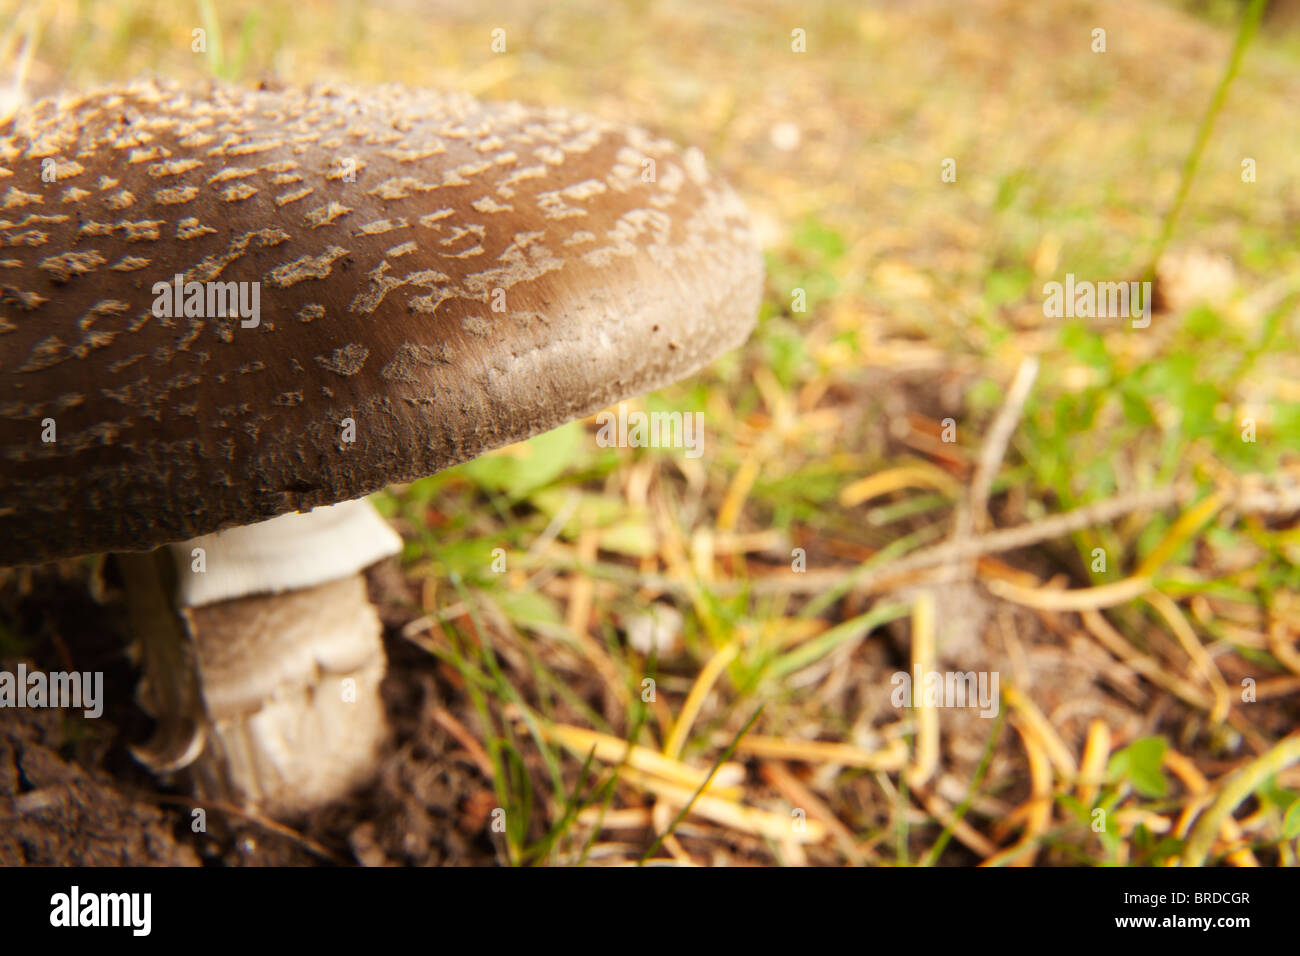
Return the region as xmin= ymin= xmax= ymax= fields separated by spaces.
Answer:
xmin=986 ymin=574 xmax=1152 ymax=612
xmin=969 ymin=356 xmax=1040 ymax=534
xmin=1142 ymin=0 xmax=1269 ymax=281
xmin=752 ymin=483 xmax=1194 ymax=596
xmin=940 ymin=355 xmax=1039 ymax=591
xmin=905 ymin=591 xmax=939 ymax=788
xmin=639 ymin=705 xmax=767 ymax=862
xmin=146 ymin=792 xmax=348 ymax=865
xmin=1080 ymin=609 xmax=1214 ymax=712
xmin=430 ymin=705 xmax=496 ymax=779
xmin=436 ymin=473 xmax=1297 ymax=605
xmin=663 ymin=642 xmax=738 ymax=759
xmin=721 ymin=733 xmax=907 ymax=771
xmin=760 ymin=762 xmax=871 ymax=864
xmin=981 ymin=713 xmax=1052 ymax=867
xmin=1182 ymin=733 xmax=1300 ymax=866
xmin=1146 ymin=591 xmax=1231 ymax=725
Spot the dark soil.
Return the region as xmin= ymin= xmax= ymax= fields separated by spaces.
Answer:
xmin=0 ymin=559 xmax=502 ymax=867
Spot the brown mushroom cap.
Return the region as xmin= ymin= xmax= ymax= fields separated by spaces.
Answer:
xmin=0 ymin=80 xmax=761 ymax=565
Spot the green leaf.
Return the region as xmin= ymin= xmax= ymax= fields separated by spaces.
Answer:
xmin=1180 ymin=383 xmax=1219 ymax=435
xmin=1274 ymin=404 xmax=1300 ymax=452
xmin=1119 ymin=388 xmax=1154 ymax=427
xmin=994 ymin=169 xmax=1029 ymax=210
xmin=436 ymin=539 xmax=502 ymax=581
xmin=1108 ymin=736 xmax=1169 ymax=799
xmin=498 ymin=589 xmax=565 ymax=632
xmin=1284 ymin=801 xmax=1300 ymax=840
xmin=966 ymin=377 xmax=1005 ymax=417
xmin=1061 ymin=321 xmax=1112 ymax=372
xmin=530 ymin=488 xmax=624 ymax=528
xmin=791 ymin=217 xmax=846 ymax=263
xmin=1183 ymin=305 xmax=1223 ymax=340
xmin=984 ymin=265 xmax=1032 ymax=307
xmin=598 ymin=521 xmax=657 ymax=558
xmin=461 ymin=422 xmax=583 ymax=498
xmin=764 ymin=323 xmax=811 ymax=386
xmin=1255 ymin=777 xmax=1297 ymax=812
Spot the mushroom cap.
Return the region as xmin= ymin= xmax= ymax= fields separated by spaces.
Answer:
xmin=0 ymin=80 xmax=761 ymax=565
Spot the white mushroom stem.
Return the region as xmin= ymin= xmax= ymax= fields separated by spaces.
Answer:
xmin=183 ymin=572 xmax=390 ymax=815
xmin=122 ymin=499 xmax=402 ymax=817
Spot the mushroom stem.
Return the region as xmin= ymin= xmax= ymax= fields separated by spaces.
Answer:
xmin=120 ymin=499 xmax=401 ymax=816
xmin=117 ymin=550 xmax=206 ymax=773
xmin=182 ymin=572 xmax=389 ymax=816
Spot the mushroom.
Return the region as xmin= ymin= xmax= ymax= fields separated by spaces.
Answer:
xmin=0 ymin=80 xmax=762 ymax=816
